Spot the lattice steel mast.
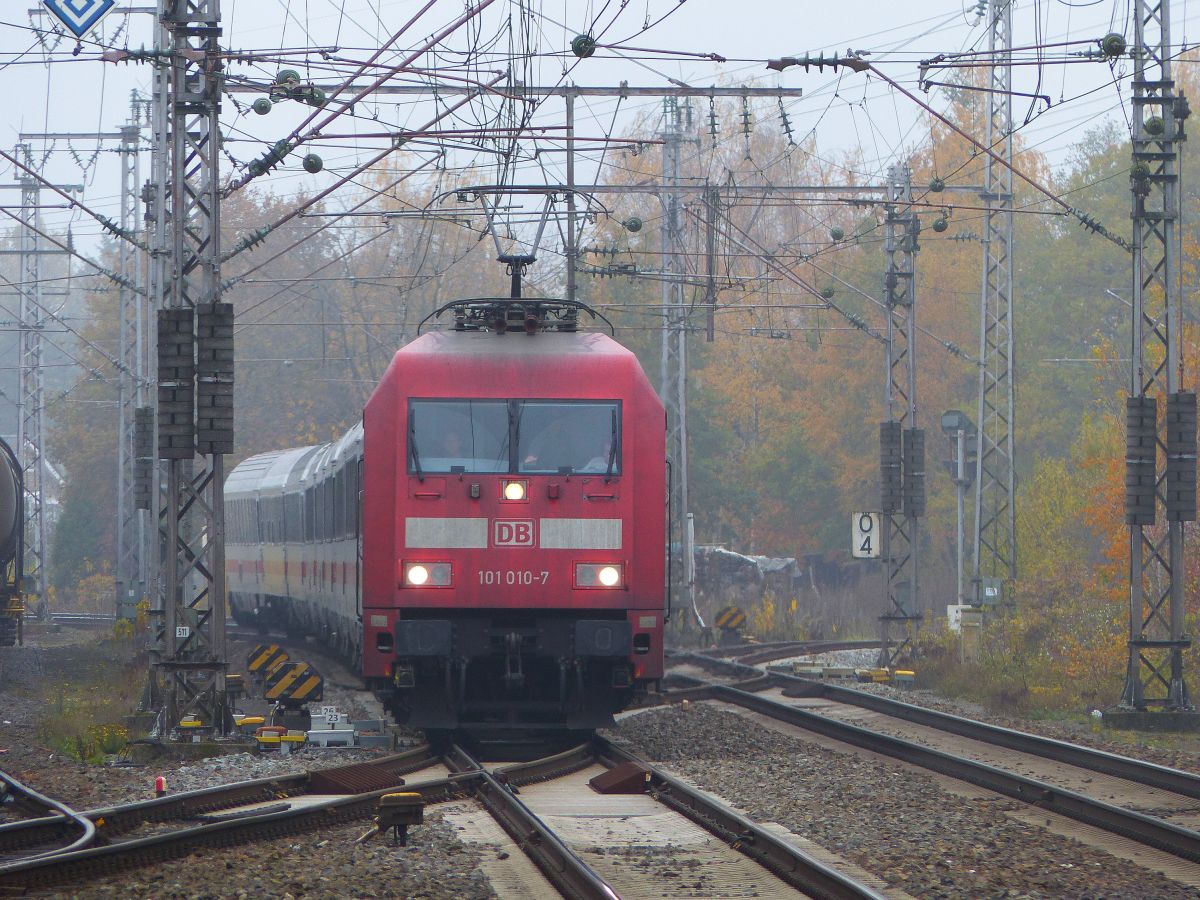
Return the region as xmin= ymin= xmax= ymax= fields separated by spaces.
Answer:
xmin=972 ymin=0 xmax=1016 ymax=606
xmin=154 ymin=0 xmax=234 ymax=736
xmin=1120 ymin=0 xmax=1195 ymax=714
xmin=116 ymin=94 xmax=147 ymax=619
xmin=15 ymin=144 xmax=49 ymax=611
xmin=879 ymin=165 xmax=924 ymax=667
xmin=659 ymin=98 xmax=694 ymax=624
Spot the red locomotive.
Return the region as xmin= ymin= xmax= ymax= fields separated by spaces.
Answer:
xmin=226 ymin=299 xmax=666 ymax=732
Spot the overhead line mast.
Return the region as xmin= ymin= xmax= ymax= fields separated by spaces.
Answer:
xmin=878 ymin=165 xmax=923 ymax=667
xmin=1115 ymin=0 xmax=1198 ymax=725
xmin=972 ymin=0 xmax=1017 ymax=610
xmin=153 ymin=0 xmax=235 ymax=737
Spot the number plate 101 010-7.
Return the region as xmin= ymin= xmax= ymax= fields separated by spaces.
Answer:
xmin=478 ymin=570 xmax=549 ymax=586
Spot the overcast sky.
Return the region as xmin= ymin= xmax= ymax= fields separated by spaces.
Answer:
xmin=0 ymin=1 xmax=1185 ymax=250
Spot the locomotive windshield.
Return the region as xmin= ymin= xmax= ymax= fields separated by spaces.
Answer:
xmin=409 ymin=400 xmax=510 ymax=473
xmin=408 ymin=399 xmax=620 ymax=475
xmin=516 ymin=401 xmax=619 ymax=475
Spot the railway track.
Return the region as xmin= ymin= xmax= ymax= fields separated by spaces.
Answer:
xmin=701 ymin=639 xmax=883 ymax=667
xmin=444 ymin=739 xmax=885 ymax=899
xmin=0 ymin=745 xmax=448 ymax=886
xmin=667 ymin=652 xmax=1200 ymax=868
xmin=0 ymin=769 xmax=96 ymax=861
xmin=0 ymin=732 xmax=884 ymax=897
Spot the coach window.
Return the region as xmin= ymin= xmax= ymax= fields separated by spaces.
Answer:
xmin=409 ymin=400 xmax=509 ymax=474
xmin=517 ymin=401 xmax=620 ymax=475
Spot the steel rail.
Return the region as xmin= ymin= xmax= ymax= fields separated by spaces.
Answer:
xmin=594 ymin=738 xmax=886 ymax=900
xmin=495 ymin=741 xmax=599 ymax=788
xmin=0 ymin=756 xmax=470 ymax=890
xmin=777 ymin=676 xmax=1200 ymax=801
xmin=732 ymin=640 xmax=883 ymax=667
xmin=707 ymin=683 xmax=1200 ymax=864
xmin=677 ymin=650 xmax=1200 ymax=801
xmin=0 ymin=770 xmax=95 ymax=860
xmin=446 ymin=744 xmax=619 ymax=900
xmin=0 ymin=744 xmax=435 ymax=855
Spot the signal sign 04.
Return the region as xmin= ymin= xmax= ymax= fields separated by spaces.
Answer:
xmin=852 ymin=512 xmax=881 ymax=559
xmin=42 ymin=0 xmax=116 ymax=37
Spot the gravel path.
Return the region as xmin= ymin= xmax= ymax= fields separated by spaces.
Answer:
xmin=608 ymin=703 xmax=1200 ymax=899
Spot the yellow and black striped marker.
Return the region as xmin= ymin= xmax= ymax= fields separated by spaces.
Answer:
xmin=247 ymin=644 xmax=289 ymax=676
xmin=265 ymin=660 xmax=324 ymax=704
xmin=714 ymin=606 xmax=747 ymax=631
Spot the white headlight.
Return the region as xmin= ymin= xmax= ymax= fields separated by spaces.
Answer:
xmin=402 ymin=561 xmax=452 ymax=587
xmin=503 ymin=480 xmax=527 ymax=501
xmin=575 ymin=562 xmax=625 ymax=589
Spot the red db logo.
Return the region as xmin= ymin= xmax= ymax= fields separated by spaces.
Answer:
xmin=493 ymin=519 xmax=534 ymax=547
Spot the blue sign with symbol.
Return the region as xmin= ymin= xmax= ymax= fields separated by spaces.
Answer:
xmin=42 ymin=0 xmax=116 ymax=37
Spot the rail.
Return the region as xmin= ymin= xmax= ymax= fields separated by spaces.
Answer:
xmin=595 ymin=737 xmax=886 ymax=900
xmin=0 ymin=746 xmax=453 ymax=889
xmin=712 ymin=683 xmax=1200 ymax=863
xmin=447 ymin=743 xmax=620 ymax=900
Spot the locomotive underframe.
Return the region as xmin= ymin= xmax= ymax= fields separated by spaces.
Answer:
xmin=380 ymin=609 xmax=647 ymax=730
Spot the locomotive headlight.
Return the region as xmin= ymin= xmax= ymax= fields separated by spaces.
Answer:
xmin=402 ymin=562 xmax=452 ymax=587
xmin=502 ymin=480 xmax=527 ymax=501
xmin=575 ymin=562 xmax=625 ymax=589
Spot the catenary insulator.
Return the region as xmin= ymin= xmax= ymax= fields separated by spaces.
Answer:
xmin=571 ymin=34 xmax=596 ymax=58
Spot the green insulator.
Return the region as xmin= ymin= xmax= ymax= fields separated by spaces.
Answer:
xmin=1131 ymin=162 xmax=1152 ymax=181
xmin=932 ymin=217 xmax=948 ymax=233
xmin=830 ymin=226 xmax=845 ymax=242
xmin=273 ymin=139 xmax=293 ymax=160
xmin=248 ymin=160 xmax=265 ymax=177
xmin=1144 ymin=115 xmax=1166 ymax=136
xmin=623 ymin=216 xmax=642 ymax=233
xmin=1101 ymin=32 xmax=1127 ymax=58
xmin=302 ymin=153 xmax=324 ymax=174
xmin=275 ymin=69 xmax=301 ymax=86
xmin=306 ymin=87 xmax=326 ymax=108
xmin=571 ymin=33 xmax=597 ymax=59
xmin=252 ymin=98 xmax=273 ymax=116
xmin=929 ymin=176 xmax=945 ymax=193
xmin=820 ymin=285 xmax=835 ymax=299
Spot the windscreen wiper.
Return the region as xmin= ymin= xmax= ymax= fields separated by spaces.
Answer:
xmin=409 ymin=413 xmax=424 ymax=482
xmin=604 ymin=409 xmax=617 ymax=483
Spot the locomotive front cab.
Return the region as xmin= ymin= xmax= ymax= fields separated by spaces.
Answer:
xmin=361 ymin=322 xmax=666 ymax=733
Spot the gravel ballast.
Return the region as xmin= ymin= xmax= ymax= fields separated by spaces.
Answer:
xmin=609 ymin=703 xmax=1199 ymax=899
xmin=27 ymin=813 xmax=497 ymax=899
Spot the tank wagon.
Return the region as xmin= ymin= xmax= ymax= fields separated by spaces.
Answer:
xmin=226 ymin=300 xmax=667 ymax=732
xmin=0 ymin=437 xmax=23 ymax=646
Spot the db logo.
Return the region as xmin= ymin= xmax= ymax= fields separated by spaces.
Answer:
xmin=493 ymin=519 xmax=534 ymax=547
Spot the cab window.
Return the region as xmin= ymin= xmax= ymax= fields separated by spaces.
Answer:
xmin=516 ymin=401 xmax=620 ymax=475
xmin=409 ymin=400 xmax=509 ymax=474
